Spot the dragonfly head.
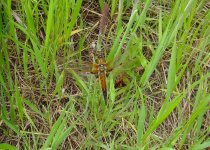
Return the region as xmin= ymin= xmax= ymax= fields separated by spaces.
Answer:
xmin=96 ymin=51 xmax=104 ymax=59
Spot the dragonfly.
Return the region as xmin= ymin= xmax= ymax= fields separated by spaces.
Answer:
xmin=58 ymin=3 xmax=110 ymax=102
xmin=84 ymin=51 xmax=111 ymax=101
xmin=65 ymin=45 xmax=141 ymax=103
xmin=66 ymin=48 xmax=133 ymax=102
xmin=64 ymin=3 xmax=141 ymax=102
xmin=63 ymin=50 xmax=111 ymax=103
xmin=71 ymin=3 xmax=111 ymax=102
xmin=93 ymin=3 xmax=109 ymax=101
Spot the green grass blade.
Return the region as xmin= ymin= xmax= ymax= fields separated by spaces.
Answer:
xmin=0 ymin=143 xmax=18 ymax=150
xmin=111 ymin=0 xmax=117 ymax=17
xmin=107 ymin=10 xmax=138 ymax=62
xmin=133 ymin=0 xmax=152 ymax=32
xmin=140 ymin=0 xmax=196 ymax=86
xmin=52 ymin=71 xmax=64 ymax=97
xmin=41 ymin=103 xmax=68 ymax=149
xmin=23 ymin=109 xmax=38 ymax=131
xmin=24 ymin=1 xmax=36 ymax=35
xmin=44 ymin=0 xmax=56 ymax=48
xmin=1 ymin=117 xmax=19 ymax=134
xmin=23 ymin=99 xmax=45 ymax=118
xmin=190 ymin=139 xmax=210 ymax=150
xmin=115 ymin=0 xmax=123 ymax=32
xmin=137 ymin=103 xmax=146 ymax=146
xmin=143 ymin=94 xmax=184 ymax=141
xmin=166 ymin=38 xmax=177 ymax=99
xmin=158 ymin=8 xmax=162 ymax=43
xmin=179 ymin=94 xmax=210 ymax=149
xmin=15 ymin=67 xmax=23 ymax=121
xmin=109 ymin=73 xmax=116 ymax=103
xmin=13 ymin=21 xmax=47 ymax=77
xmin=66 ymin=69 xmax=89 ymax=94
xmin=52 ymin=120 xmax=77 ymax=149
xmin=65 ymin=0 xmax=83 ymax=41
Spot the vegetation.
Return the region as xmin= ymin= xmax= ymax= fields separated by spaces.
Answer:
xmin=0 ymin=0 xmax=209 ymax=149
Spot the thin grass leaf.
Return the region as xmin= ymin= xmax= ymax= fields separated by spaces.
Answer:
xmin=1 ymin=117 xmax=19 ymax=134
xmin=15 ymin=67 xmax=23 ymax=121
xmin=133 ymin=0 xmax=152 ymax=32
xmin=140 ymin=0 xmax=196 ymax=86
xmin=9 ymin=93 xmax=16 ymax=123
xmin=166 ymin=38 xmax=177 ymax=99
xmin=116 ymin=0 xmax=123 ymax=32
xmin=179 ymin=94 xmax=210 ymax=149
xmin=98 ymin=0 xmax=104 ymax=11
xmin=143 ymin=94 xmax=184 ymax=141
xmin=41 ymin=104 xmax=68 ymax=149
xmin=140 ymin=22 xmax=171 ymax=85
xmin=67 ymin=69 xmax=89 ymax=94
xmin=194 ymin=84 xmax=207 ymax=140
xmin=0 ymin=72 xmax=7 ymax=92
xmin=52 ymin=120 xmax=77 ymax=149
xmin=51 ymin=117 xmax=68 ymax=149
xmin=24 ymin=1 xmax=36 ymax=35
xmin=0 ymin=143 xmax=18 ymax=150
xmin=0 ymin=5 xmax=3 ymax=43
xmin=111 ymin=0 xmax=117 ymax=17
xmin=0 ymin=89 xmax=7 ymax=118
xmin=65 ymin=0 xmax=83 ymax=41
xmin=44 ymin=0 xmax=56 ymax=48
xmin=189 ymin=72 xmax=210 ymax=91
xmin=137 ymin=103 xmax=146 ymax=146
xmin=13 ymin=21 xmax=47 ymax=77
xmin=52 ymin=71 xmax=64 ymax=97
xmin=190 ymin=139 xmax=210 ymax=150
xmin=191 ymin=29 xmax=209 ymax=78
xmin=107 ymin=27 xmax=123 ymax=62
xmin=132 ymin=0 xmax=140 ymax=13
xmin=158 ymin=148 xmax=174 ymax=150
xmin=158 ymin=8 xmax=162 ymax=43
xmin=23 ymin=109 xmax=38 ymax=131
xmin=108 ymin=10 xmax=138 ymax=62
xmin=109 ymin=73 xmax=115 ymax=103
xmin=23 ymin=49 xmax=28 ymax=79
xmin=23 ymin=99 xmax=45 ymax=118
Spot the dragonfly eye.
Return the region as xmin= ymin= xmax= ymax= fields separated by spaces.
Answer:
xmin=96 ymin=51 xmax=105 ymax=59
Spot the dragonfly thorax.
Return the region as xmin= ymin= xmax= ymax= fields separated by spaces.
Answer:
xmin=98 ymin=64 xmax=106 ymax=72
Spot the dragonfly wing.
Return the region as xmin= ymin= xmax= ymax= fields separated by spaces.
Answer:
xmin=66 ymin=62 xmax=98 ymax=74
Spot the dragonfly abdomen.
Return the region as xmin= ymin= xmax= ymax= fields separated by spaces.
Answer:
xmin=99 ymin=71 xmax=107 ymax=101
